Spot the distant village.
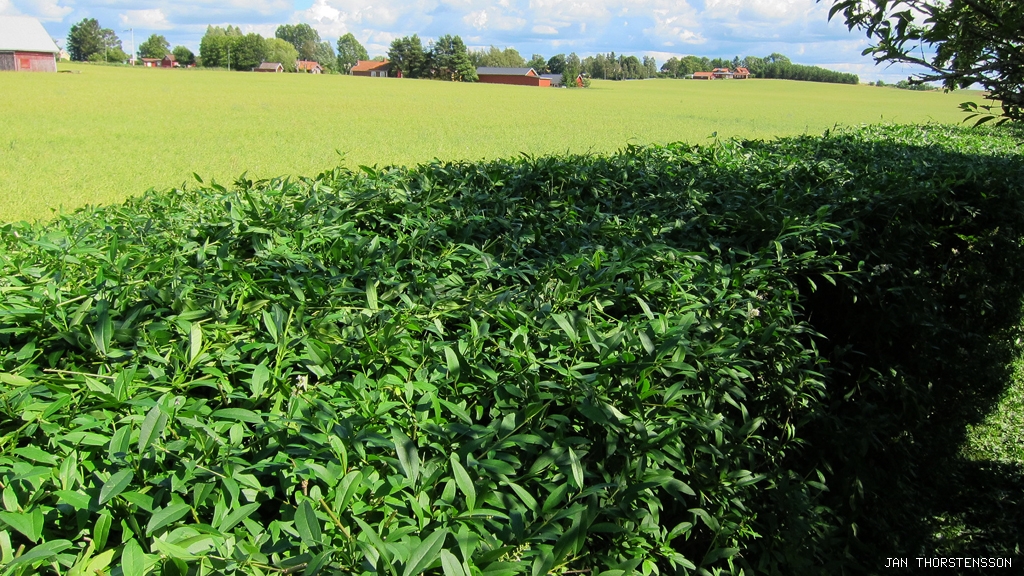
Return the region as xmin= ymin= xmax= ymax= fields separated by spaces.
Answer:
xmin=2 ymin=14 xmax=860 ymax=87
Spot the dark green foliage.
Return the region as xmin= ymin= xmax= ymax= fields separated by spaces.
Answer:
xmin=66 ymin=19 xmax=121 ymax=63
xmin=826 ymin=0 xmax=1023 ymax=123
xmin=138 ymin=35 xmax=170 ymax=60
xmin=1 ymin=124 xmax=1023 ymax=575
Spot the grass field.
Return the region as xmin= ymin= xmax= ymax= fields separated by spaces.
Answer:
xmin=0 ymin=62 xmax=976 ymax=223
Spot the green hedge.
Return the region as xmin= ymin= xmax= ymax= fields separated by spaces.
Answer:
xmin=1 ymin=123 xmax=1022 ymax=575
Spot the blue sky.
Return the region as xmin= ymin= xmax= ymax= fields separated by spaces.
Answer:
xmin=2 ymin=0 xmax=932 ymax=82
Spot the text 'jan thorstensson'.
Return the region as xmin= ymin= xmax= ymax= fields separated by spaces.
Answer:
xmin=885 ymin=557 xmax=1014 ymax=569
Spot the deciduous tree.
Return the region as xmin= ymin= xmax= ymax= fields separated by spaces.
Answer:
xmin=336 ymin=32 xmax=368 ymax=73
xmin=823 ymin=0 xmax=1023 ymax=122
xmin=264 ymin=38 xmax=298 ymax=71
xmin=275 ymin=24 xmax=321 ymax=61
xmin=172 ymin=46 xmax=195 ymax=66
xmin=138 ymin=34 xmax=170 ymax=59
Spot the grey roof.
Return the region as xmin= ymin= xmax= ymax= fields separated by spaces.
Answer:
xmin=0 ymin=16 xmax=59 ymax=53
xmin=476 ymin=67 xmax=536 ymax=76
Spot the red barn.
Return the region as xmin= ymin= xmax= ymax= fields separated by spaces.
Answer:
xmin=0 ymin=15 xmax=59 ymax=72
xmin=351 ymin=60 xmax=394 ymax=77
xmin=161 ymin=54 xmax=176 ymax=68
xmin=476 ymin=67 xmax=550 ymax=87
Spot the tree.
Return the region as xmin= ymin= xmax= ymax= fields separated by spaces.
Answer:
xmin=314 ymin=41 xmax=336 ymax=73
xmin=432 ymin=35 xmax=476 ymax=81
xmin=527 ymin=54 xmax=547 ymax=73
xmin=469 ymin=46 xmax=527 ymax=68
xmin=264 ymin=38 xmax=299 ymax=71
xmin=67 ymin=18 xmax=121 ymax=62
xmin=547 ymin=54 xmax=566 ymax=75
xmin=824 ymin=0 xmax=1023 ymax=122
xmin=138 ymin=34 xmax=170 ymax=59
xmin=276 ymin=24 xmax=321 ymax=61
xmin=199 ymin=26 xmax=241 ymax=68
xmin=388 ymin=35 xmax=427 ymax=78
xmin=233 ymin=33 xmax=268 ymax=71
xmin=172 ymin=46 xmax=195 ymax=66
xmin=336 ymin=32 xmax=368 ymax=74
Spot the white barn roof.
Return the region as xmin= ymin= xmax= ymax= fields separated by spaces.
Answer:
xmin=0 ymin=16 xmax=59 ymax=53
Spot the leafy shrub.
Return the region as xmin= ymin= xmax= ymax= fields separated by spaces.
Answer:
xmin=1 ymin=123 xmax=1022 ymax=575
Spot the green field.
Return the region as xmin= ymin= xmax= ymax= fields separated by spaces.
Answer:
xmin=0 ymin=62 xmax=975 ymax=223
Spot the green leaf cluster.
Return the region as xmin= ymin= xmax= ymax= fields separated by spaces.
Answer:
xmin=1 ymin=123 xmax=1023 ymax=574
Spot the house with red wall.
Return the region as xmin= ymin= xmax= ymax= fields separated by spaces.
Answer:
xmin=0 ymin=15 xmax=59 ymax=72
xmin=161 ymin=54 xmax=176 ymax=68
xmin=476 ymin=67 xmax=550 ymax=87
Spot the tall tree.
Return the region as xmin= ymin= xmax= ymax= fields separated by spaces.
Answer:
xmin=67 ymin=18 xmax=120 ymax=62
xmin=431 ymin=35 xmax=476 ymax=81
xmin=527 ymin=53 xmax=547 ymax=73
xmin=275 ymin=24 xmax=321 ymax=61
xmin=823 ymin=0 xmax=1023 ymax=122
xmin=336 ymin=32 xmax=368 ymax=73
xmin=233 ymin=33 xmax=268 ymax=70
xmin=469 ymin=46 xmax=527 ymax=68
xmin=264 ymin=37 xmax=299 ymax=71
xmin=314 ymin=41 xmax=336 ymax=72
xmin=138 ymin=34 xmax=170 ymax=59
xmin=199 ymin=26 xmax=242 ymax=68
xmin=388 ymin=35 xmax=427 ymax=78
xmin=547 ymin=53 xmax=566 ymax=75
xmin=172 ymin=46 xmax=195 ymax=66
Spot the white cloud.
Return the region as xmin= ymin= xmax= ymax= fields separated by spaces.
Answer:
xmin=294 ymin=0 xmax=401 ymax=39
xmin=645 ymin=5 xmax=704 ymax=45
xmin=532 ymin=24 xmax=557 ymax=34
xmin=462 ymin=7 xmax=525 ymax=31
xmin=703 ymin=0 xmax=821 ymax=22
xmin=119 ymin=9 xmax=172 ymax=30
xmin=17 ymin=0 xmax=73 ymax=21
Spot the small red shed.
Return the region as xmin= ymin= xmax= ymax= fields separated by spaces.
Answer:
xmin=0 ymin=15 xmax=59 ymax=72
xmin=161 ymin=54 xmax=176 ymax=68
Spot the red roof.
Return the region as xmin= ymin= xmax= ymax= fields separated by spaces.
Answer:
xmin=734 ymin=67 xmax=750 ymax=75
xmin=296 ymin=60 xmax=321 ymax=71
xmin=351 ymin=60 xmax=390 ymax=73
xmin=693 ymin=71 xmax=714 ymax=78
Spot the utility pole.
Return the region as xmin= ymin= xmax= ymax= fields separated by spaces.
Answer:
xmin=123 ymin=28 xmax=135 ymax=65
xmin=227 ymin=42 xmax=231 ymax=71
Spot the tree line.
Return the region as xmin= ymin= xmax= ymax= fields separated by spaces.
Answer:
xmin=661 ymin=53 xmax=859 ymax=84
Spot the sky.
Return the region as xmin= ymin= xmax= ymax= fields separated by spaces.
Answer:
xmin=2 ymin=0 xmax=933 ymax=83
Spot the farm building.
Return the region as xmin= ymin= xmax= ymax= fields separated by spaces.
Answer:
xmin=255 ymin=62 xmax=284 ymax=73
xmin=296 ymin=60 xmax=323 ymax=74
xmin=477 ymin=67 xmax=550 ymax=87
xmin=692 ymin=72 xmax=714 ymax=80
xmin=140 ymin=58 xmax=160 ymax=67
xmin=733 ymin=67 xmax=750 ymax=79
xmin=540 ymin=73 xmax=585 ymax=87
xmin=712 ymin=67 xmax=733 ymax=79
xmin=351 ymin=60 xmax=394 ymax=77
xmin=0 ymin=15 xmax=59 ymax=72
xmin=161 ymin=54 xmax=176 ymax=68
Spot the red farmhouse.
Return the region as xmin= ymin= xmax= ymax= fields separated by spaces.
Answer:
xmin=476 ymin=67 xmax=550 ymax=87
xmin=0 ymin=15 xmax=59 ymax=72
